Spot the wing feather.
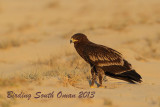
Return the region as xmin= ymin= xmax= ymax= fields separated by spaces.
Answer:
xmin=75 ymin=42 xmax=132 ymax=74
xmin=87 ymin=45 xmax=124 ymax=67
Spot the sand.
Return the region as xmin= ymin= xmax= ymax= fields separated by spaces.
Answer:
xmin=0 ymin=0 xmax=160 ymax=107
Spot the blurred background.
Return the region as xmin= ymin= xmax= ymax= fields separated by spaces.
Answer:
xmin=0 ymin=0 xmax=160 ymax=60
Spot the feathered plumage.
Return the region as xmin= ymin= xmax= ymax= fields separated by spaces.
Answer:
xmin=70 ymin=33 xmax=142 ymax=87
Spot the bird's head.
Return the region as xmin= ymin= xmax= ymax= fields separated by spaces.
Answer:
xmin=70 ymin=33 xmax=89 ymax=44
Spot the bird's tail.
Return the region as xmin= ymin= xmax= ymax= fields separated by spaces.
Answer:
xmin=105 ymin=69 xmax=142 ymax=84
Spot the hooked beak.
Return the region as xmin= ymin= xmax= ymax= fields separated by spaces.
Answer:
xmin=70 ymin=38 xmax=78 ymax=44
xmin=70 ymin=39 xmax=72 ymax=44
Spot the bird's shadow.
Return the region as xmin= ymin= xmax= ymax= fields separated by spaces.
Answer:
xmin=87 ymin=78 xmax=136 ymax=89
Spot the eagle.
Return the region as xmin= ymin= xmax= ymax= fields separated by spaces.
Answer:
xmin=70 ymin=33 xmax=142 ymax=88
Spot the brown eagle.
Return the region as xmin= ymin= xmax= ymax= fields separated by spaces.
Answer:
xmin=70 ymin=33 xmax=142 ymax=88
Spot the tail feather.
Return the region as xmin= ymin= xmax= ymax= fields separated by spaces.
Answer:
xmin=120 ymin=70 xmax=142 ymax=83
xmin=105 ymin=69 xmax=142 ymax=83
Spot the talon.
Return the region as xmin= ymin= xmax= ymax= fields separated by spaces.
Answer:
xmin=90 ymin=86 xmax=96 ymax=88
xmin=99 ymin=86 xmax=105 ymax=88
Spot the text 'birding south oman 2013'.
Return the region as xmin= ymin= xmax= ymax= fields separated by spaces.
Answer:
xmin=7 ymin=91 xmax=96 ymax=100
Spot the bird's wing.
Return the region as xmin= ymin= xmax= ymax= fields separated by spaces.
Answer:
xmin=87 ymin=45 xmax=124 ymax=66
xmin=85 ymin=44 xmax=132 ymax=74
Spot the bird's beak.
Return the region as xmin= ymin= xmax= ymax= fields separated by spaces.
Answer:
xmin=70 ymin=38 xmax=78 ymax=44
xmin=70 ymin=39 xmax=72 ymax=44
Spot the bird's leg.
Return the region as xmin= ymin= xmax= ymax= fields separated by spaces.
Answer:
xmin=98 ymin=73 xmax=102 ymax=86
xmin=90 ymin=68 xmax=96 ymax=88
xmin=98 ymin=72 xmax=104 ymax=88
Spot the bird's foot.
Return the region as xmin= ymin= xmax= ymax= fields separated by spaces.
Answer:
xmin=90 ymin=86 xmax=96 ymax=88
xmin=98 ymin=85 xmax=105 ymax=88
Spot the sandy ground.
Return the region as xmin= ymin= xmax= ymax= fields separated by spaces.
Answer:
xmin=0 ymin=0 xmax=160 ymax=107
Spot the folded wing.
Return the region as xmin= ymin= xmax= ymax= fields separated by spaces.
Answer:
xmin=86 ymin=44 xmax=132 ymax=74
